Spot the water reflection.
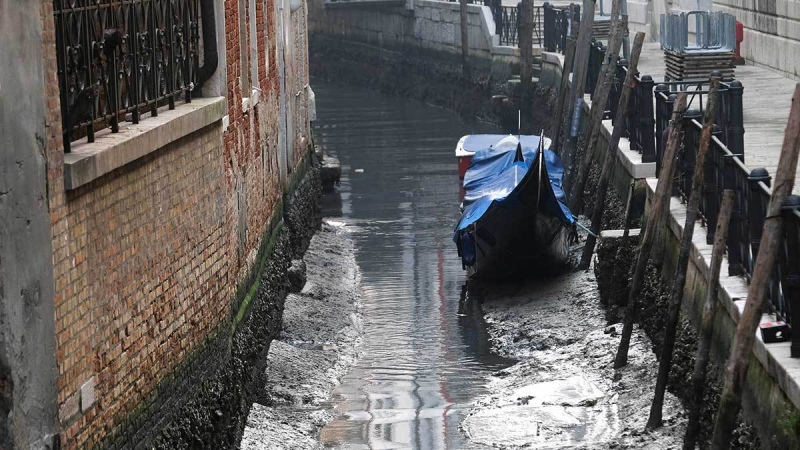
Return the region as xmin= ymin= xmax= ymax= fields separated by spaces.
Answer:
xmin=313 ymin=80 xmax=515 ymax=449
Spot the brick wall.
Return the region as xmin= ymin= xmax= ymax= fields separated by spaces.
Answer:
xmin=40 ymin=0 xmax=313 ymax=447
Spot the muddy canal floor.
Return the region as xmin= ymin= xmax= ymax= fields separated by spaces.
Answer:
xmin=463 ymin=270 xmax=687 ymax=449
xmin=241 ymin=224 xmax=363 ymax=450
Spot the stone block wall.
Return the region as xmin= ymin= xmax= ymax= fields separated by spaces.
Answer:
xmin=27 ymin=0 xmax=315 ymax=447
xmin=308 ymin=0 xmax=499 ymax=61
xmin=713 ymin=0 xmax=800 ymax=78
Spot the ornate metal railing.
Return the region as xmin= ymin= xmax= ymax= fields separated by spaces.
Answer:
xmin=448 ymin=0 xmax=543 ymax=48
xmin=653 ymin=78 xmax=745 ymax=175
xmin=542 ymin=2 xmax=576 ymax=53
xmin=54 ymin=0 xmax=200 ymax=153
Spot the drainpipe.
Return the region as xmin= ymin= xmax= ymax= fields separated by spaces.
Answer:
xmin=197 ymin=0 xmax=219 ymax=89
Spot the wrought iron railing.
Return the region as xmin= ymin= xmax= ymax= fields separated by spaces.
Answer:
xmin=448 ymin=0 xmax=543 ymax=48
xmin=653 ymin=78 xmax=745 ymax=175
xmin=579 ymin=35 xmax=798 ymax=357
xmin=54 ymin=0 xmax=200 ymax=153
xmin=678 ymin=117 xmax=799 ymax=356
xmin=542 ymin=2 xmax=577 ymax=53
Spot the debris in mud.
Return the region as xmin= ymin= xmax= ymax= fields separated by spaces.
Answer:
xmin=462 ymin=271 xmax=687 ymax=449
xmin=241 ymin=223 xmax=362 ymax=450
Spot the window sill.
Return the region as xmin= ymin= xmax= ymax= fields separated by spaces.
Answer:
xmin=63 ymin=97 xmax=226 ymax=191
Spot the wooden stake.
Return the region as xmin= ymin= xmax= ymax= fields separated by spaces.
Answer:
xmin=647 ymin=78 xmax=720 ymax=430
xmin=460 ymin=0 xmax=469 ymax=76
xmin=558 ymin=0 xmax=597 ymax=160
xmin=682 ymin=189 xmax=735 ymax=450
xmin=520 ymin=0 xmax=534 ymax=90
xmin=614 ymin=92 xmax=688 ymax=369
xmin=578 ymin=31 xmax=646 ymax=270
xmin=622 ymin=178 xmax=636 ymax=238
xmin=551 ymin=20 xmax=579 ymax=154
xmin=710 ymin=83 xmax=800 ymax=449
xmin=569 ymin=10 xmax=627 ymax=210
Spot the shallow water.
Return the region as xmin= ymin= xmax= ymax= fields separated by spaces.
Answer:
xmin=313 ymin=80 xmax=515 ymax=449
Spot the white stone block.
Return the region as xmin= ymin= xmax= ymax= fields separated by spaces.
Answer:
xmin=59 ymin=392 xmax=79 ymax=422
xmin=80 ymin=377 xmax=96 ymax=412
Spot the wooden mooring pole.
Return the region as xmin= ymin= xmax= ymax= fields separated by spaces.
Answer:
xmin=460 ymin=0 xmax=469 ymax=76
xmin=682 ymin=189 xmax=735 ymax=450
xmin=647 ymin=78 xmax=720 ymax=430
xmin=520 ymin=0 xmax=534 ymax=90
xmin=551 ymin=24 xmax=578 ymax=153
xmin=578 ymin=31 xmax=645 ymax=270
xmin=710 ymin=83 xmax=800 ymax=449
xmin=614 ymin=93 xmax=688 ymax=369
xmin=568 ymin=5 xmax=626 ymax=211
xmin=558 ymin=0 xmax=596 ymax=162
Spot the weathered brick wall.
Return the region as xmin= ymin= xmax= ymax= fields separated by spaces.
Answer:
xmin=40 ymin=0 xmax=313 ymax=447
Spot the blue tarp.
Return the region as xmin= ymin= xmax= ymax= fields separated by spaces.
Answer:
xmin=455 ymin=135 xmax=574 ymax=235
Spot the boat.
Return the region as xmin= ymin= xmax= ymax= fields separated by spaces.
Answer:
xmin=453 ymin=133 xmax=575 ymax=280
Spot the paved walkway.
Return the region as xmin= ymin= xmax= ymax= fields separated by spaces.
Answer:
xmin=635 ymin=42 xmax=799 ymax=193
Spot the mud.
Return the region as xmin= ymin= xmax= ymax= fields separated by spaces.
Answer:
xmin=241 ymin=223 xmax=362 ymax=450
xmin=462 ymin=271 xmax=687 ymax=449
xmin=594 ymin=238 xmax=761 ymax=449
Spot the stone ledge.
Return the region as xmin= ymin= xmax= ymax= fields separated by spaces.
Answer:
xmin=645 ymin=177 xmax=800 ymax=413
xmin=64 ymin=97 xmax=226 ymax=191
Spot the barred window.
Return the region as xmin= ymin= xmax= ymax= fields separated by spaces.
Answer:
xmin=53 ymin=0 xmax=200 ymax=153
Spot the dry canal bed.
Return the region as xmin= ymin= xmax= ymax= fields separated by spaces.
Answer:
xmin=463 ymin=270 xmax=687 ymax=449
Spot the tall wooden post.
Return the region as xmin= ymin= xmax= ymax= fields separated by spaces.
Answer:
xmin=520 ymin=0 xmax=534 ymax=90
xmin=683 ymin=189 xmax=736 ymax=450
xmin=461 ymin=0 xmax=469 ymax=76
xmin=647 ymin=78 xmax=720 ymax=430
xmin=568 ymin=4 xmax=626 ymax=210
xmin=578 ymin=31 xmax=645 ymax=270
xmin=614 ymin=93 xmax=688 ymax=369
xmin=710 ymin=83 xmax=800 ymax=449
xmin=551 ymin=23 xmax=578 ymax=153
xmin=558 ymin=0 xmax=596 ymax=162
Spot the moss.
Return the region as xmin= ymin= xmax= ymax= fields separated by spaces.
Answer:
xmin=777 ymin=410 xmax=800 ymax=446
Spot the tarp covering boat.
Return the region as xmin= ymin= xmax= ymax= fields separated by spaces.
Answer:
xmin=453 ymin=134 xmax=575 ymax=278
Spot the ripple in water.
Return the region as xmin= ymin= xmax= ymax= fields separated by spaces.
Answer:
xmin=313 ymin=80 xmax=516 ymax=449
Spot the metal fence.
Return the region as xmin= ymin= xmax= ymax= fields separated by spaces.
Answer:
xmin=542 ymin=2 xmax=577 ymax=53
xmin=54 ymin=0 xmax=200 ymax=153
xmin=575 ymin=33 xmax=799 ymax=356
xmin=678 ymin=115 xmax=798 ymax=357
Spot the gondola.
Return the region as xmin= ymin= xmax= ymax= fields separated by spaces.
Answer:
xmin=453 ymin=133 xmax=575 ymax=280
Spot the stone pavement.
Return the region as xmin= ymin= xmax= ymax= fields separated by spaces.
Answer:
xmin=635 ymin=41 xmax=800 ymax=193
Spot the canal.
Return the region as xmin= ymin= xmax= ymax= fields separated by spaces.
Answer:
xmin=312 ymin=79 xmax=515 ymax=449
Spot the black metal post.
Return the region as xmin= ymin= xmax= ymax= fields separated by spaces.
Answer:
xmin=639 ymin=74 xmax=656 ymax=163
xmin=748 ymin=167 xmax=771 ymax=272
xmin=782 ymin=195 xmax=800 ymax=358
xmin=728 ymin=80 xmax=745 ymax=162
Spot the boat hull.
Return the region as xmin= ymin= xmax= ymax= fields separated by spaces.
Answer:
xmin=454 ymin=136 xmax=573 ymax=281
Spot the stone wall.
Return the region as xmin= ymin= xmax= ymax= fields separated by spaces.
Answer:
xmin=308 ymin=0 xmax=517 ymax=64
xmin=650 ymin=181 xmax=800 ymax=449
xmin=0 ymin=1 xmax=60 ymax=448
xmin=713 ymin=0 xmax=800 ymax=79
xmin=20 ymin=0 xmax=317 ymax=447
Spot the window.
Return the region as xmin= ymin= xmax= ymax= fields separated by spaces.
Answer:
xmin=53 ymin=0 xmax=199 ymax=152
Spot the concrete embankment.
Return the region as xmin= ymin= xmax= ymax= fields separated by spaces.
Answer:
xmin=241 ymin=223 xmax=363 ymax=449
